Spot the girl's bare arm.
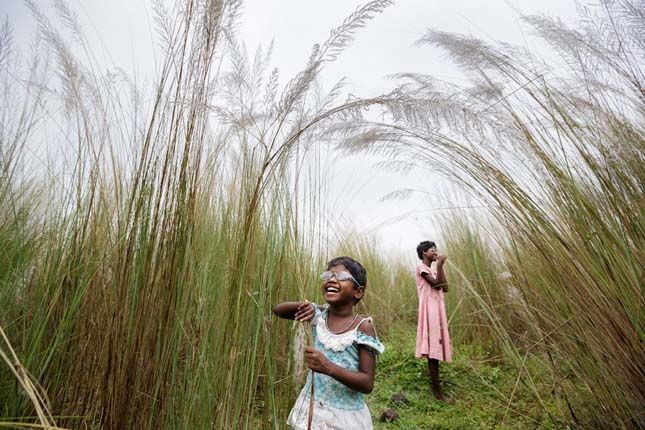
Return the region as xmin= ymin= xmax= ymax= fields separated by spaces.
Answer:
xmin=421 ymin=271 xmax=441 ymax=289
xmin=421 ymin=256 xmax=449 ymax=292
xmin=272 ymin=301 xmax=315 ymax=321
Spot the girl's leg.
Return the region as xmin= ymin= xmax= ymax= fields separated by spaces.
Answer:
xmin=427 ymin=358 xmax=449 ymax=401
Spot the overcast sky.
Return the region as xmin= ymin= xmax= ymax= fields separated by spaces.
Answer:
xmin=3 ymin=0 xmax=580 ymax=258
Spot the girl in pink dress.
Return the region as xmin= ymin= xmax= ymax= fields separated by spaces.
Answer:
xmin=415 ymin=240 xmax=452 ymax=402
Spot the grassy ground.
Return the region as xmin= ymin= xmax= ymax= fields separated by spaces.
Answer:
xmin=369 ymin=324 xmax=571 ymax=430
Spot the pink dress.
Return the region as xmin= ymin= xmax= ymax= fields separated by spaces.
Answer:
xmin=415 ymin=262 xmax=452 ymax=362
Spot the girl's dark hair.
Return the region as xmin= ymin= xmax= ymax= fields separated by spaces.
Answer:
xmin=327 ymin=256 xmax=367 ymax=287
xmin=416 ymin=240 xmax=436 ymax=259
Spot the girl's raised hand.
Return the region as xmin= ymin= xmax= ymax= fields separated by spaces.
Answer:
xmin=294 ymin=302 xmax=314 ymax=322
xmin=305 ymin=346 xmax=333 ymax=375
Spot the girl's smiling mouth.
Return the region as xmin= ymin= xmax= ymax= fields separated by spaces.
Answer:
xmin=325 ymin=286 xmax=340 ymax=294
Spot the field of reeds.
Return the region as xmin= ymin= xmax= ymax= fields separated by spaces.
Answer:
xmin=353 ymin=2 xmax=644 ymax=427
xmin=1 ymin=0 xmax=643 ymax=429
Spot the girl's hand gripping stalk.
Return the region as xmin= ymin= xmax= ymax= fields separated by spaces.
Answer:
xmin=305 ymin=346 xmax=333 ymax=374
xmin=295 ymin=302 xmax=315 ymax=322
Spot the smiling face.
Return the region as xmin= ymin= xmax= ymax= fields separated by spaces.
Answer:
xmin=322 ymin=264 xmax=364 ymax=305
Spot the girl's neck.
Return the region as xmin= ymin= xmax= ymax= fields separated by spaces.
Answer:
xmin=422 ymin=257 xmax=433 ymax=266
xmin=327 ymin=303 xmax=355 ymax=317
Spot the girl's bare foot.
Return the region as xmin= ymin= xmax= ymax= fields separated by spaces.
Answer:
xmin=432 ymin=389 xmax=454 ymax=404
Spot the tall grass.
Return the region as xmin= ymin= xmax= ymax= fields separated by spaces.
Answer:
xmin=331 ymin=234 xmax=419 ymax=337
xmin=0 ymin=0 xmax=395 ymax=429
xmin=340 ymin=2 xmax=644 ymax=427
xmin=4 ymin=0 xmax=641 ymax=428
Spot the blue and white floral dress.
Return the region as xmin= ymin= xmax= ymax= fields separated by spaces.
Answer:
xmin=287 ymin=305 xmax=385 ymax=430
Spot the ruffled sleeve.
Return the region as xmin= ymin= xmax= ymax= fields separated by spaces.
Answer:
xmin=356 ymin=332 xmax=385 ymax=355
xmin=356 ymin=318 xmax=385 ymax=355
xmin=310 ymin=303 xmax=325 ymax=325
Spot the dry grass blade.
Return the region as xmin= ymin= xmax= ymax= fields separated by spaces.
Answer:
xmin=0 ymin=325 xmax=58 ymax=429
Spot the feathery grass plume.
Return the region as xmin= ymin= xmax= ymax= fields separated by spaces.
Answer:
xmin=0 ymin=0 xmax=396 ymax=428
xmin=205 ymin=4 xmax=395 ymax=428
xmin=292 ymin=320 xmax=308 ymax=384
xmin=0 ymin=18 xmax=12 ymax=73
xmin=1 ymin=0 xmax=240 ymax=428
xmin=337 ymin=2 xmax=643 ymax=428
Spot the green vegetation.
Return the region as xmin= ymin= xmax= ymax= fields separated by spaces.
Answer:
xmin=347 ymin=2 xmax=644 ymax=427
xmin=1 ymin=0 xmax=642 ymax=429
xmin=371 ymin=324 xmax=576 ymax=430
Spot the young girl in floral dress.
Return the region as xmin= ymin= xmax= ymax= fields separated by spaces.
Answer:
xmin=273 ymin=256 xmax=384 ymax=429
